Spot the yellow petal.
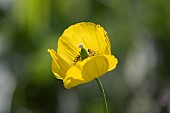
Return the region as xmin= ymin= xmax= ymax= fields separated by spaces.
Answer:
xmin=57 ymin=22 xmax=111 ymax=64
xmin=63 ymin=55 xmax=110 ymax=89
xmin=104 ymin=55 xmax=118 ymax=71
xmin=48 ymin=49 xmax=70 ymax=79
xmin=82 ymin=55 xmax=109 ymax=80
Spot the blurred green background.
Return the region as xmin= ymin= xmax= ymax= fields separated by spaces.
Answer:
xmin=0 ymin=0 xmax=170 ymax=113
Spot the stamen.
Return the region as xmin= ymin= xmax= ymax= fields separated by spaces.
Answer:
xmin=78 ymin=43 xmax=84 ymax=48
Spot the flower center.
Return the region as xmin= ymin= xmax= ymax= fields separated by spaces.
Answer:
xmin=78 ymin=43 xmax=89 ymax=60
xmin=74 ymin=43 xmax=96 ymax=64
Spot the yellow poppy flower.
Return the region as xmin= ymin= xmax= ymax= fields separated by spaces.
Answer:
xmin=48 ymin=22 xmax=118 ymax=89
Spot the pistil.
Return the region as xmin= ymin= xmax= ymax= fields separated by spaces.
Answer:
xmin=78 ymin=43 xmax=89 ymax=60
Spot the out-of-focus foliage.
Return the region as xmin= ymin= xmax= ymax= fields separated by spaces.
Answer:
xmin=0 ymin=0 xmax=170 ymax=113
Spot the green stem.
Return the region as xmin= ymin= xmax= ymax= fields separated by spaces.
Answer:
xmin=95 ymin=78 xmax=108 ymax=113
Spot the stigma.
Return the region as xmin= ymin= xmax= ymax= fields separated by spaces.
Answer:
xmin=78 ymin=43 xmax=84 ymax=48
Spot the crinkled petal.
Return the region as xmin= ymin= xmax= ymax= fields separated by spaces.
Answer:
xmin=63 ymin=55 xmax=110 ymax=89
xmin=51 ymin=60 xmax=63 ymax=79
xmin=48 ymin=49 xmax=71 ymax=79
xmin=57 ymin=22 xmax=111 ymax=64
